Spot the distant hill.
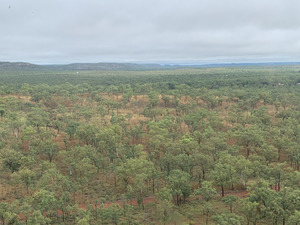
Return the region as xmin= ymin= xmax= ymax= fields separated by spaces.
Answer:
xmin=0 ymin=62 xmax=164 ymax=71
xmin=1 ymin=61 xmax=300 ymax=71
xmin=0 ymin=62 xmax=44 ymax=71
xmin=45 ymin=63 xmax=164 ymax=71
xmin=194 ymin=62 xmax=300 ymax=68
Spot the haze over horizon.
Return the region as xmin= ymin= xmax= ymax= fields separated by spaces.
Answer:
xmin=1 ymin=0 xmax=300 ymax=64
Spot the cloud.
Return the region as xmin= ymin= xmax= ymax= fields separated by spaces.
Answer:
xmin=1 ymin=0 xmax=300 ymax=64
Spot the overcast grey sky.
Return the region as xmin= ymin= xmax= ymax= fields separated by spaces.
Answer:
xmin=1 ymin=0 xmax=300 ymax=64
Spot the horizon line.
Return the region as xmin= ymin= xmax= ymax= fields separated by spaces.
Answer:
xmin=1 ymin=60 xmax=300 ymax=66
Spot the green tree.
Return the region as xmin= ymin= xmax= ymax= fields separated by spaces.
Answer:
xmin=35 ymin=139 xmax=59 ymax=163
xmin=222 ymin=195 xmax=238 ymax=213
xmin=234 ymin=155 xmax=254 ymax=189
xmin=97 ymin=124 xmax=122 ymax=162
xmin=234 ymin=125 xmax=266 ymax=158
xmin=156 ymin=187 xmax=182 ymax=225
xmin=26 ymin=107 xmax=50 ymax=130
xmin=20 ymin=198 xmax=35 ymax=225
xmin=194 ymin=181 xmax=218 ymax=202
xmin=21 ymin=126 xmax=37 ymax=151
xmin=183 ymin=110 xmax=208 ymax=133
xmin=161 ymin=94 xmax=171 ymax=107
xmin=77 ymin=216 xmax=90 ymax=225
xmin=59 ymin=146 xmax=97 ymax=199
xmin=0 ymin=148 xmax=24 ymax=173
xmin=212 ymin=212 xmax=244 ymax=225
xmin=117 ymin=158 xmax=156 ymax=208
xmin=27 ymin=210 xmax=51 ymax=225
xmin=147 ymin=90 xmax=159 ymax=108
xmin=277 ymin=187 xmax=300 ymax=225
xmin=193 ymin=153 xmax=213 ymax=181
xmin=249 ymin=181 xmax=282 ymax=225
xmin=65 ymin=121 xmax=79 ymax=140
xmin=201 ymin=202 xmax=214 ymax=225
xmin=122 ymin=87 xmax=133 ymax=105
xmin=106 ymin=205 xmax=123 ymax=225
xmin=239 ymin=198 xmax=260 ymax=225
xmin=37 ymin=167 xmax=73 ymax=197
xmin=156 ymin=200 xmax=178 ymax=225
xmin=75 ymin=123 xmax=99 ymax=146
xmin=11 ymin=168 xmax=36 ymax=194
xmin=0 ymin=202 xmax=8 ymax=225
xmin=212 ymin=154 xmax=238 ymax=196
xmin=167 ymin=169 xmax=191 ymax=205
xmin=32 ymin=189 xmax=57 ymax=217
xmin=288 ymin=210 xmax=300 ymax=225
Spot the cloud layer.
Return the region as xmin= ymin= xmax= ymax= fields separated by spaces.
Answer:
xmin=1 ymin=0 xmax=300 ymax=64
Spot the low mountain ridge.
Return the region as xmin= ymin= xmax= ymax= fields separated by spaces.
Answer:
xmin=0 ymin=62 xmax=164 ymax=71
xmin=1 ymin=61 xmax=300 ymax=71
xmin=0 ymin=62 xmax=44 ymax=70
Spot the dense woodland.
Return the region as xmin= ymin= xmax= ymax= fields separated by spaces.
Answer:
xmin=0 ymin=65 xmax=299 ymax=225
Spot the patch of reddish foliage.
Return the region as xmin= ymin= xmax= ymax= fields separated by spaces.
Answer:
xmin=77 ymin=196 xmax=157 ymax=211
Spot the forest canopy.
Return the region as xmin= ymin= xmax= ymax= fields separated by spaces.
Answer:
xmin=0 ymin=65 xmax=299 ymax=225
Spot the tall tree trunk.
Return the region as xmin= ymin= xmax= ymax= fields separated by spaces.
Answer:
xmin=206 ymin=213 xmax=209 ymax=225
xmin=247 ymin=148 xmax=250 ymax=158
xmin=221 ymin=184 xmax=224 ymax=197
xmin=152 ymin=178 xmax=155 ymax=193
xmin=278 ymin=148 xmax=281 ymax=162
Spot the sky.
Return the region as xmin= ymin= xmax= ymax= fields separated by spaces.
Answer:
xmin=1 ymin=0 xmax=300 ymax=64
